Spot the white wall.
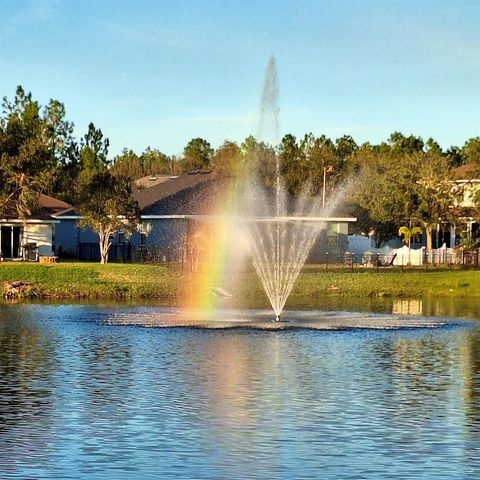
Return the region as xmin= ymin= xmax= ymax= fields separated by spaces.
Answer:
xmin=458 ymin=181 xmax=480 ymax=208
xmin=24 ymin=223 xmax=54 ymax=256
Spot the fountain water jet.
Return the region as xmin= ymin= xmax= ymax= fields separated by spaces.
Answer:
xmin=239 ymin=56 xmax=327 ymax=321
xmin=184 ymin=56 xmax=349 ymax=323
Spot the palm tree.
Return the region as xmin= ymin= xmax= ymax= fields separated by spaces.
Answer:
xmin=399 ymin=225 xmax=423 ymax=265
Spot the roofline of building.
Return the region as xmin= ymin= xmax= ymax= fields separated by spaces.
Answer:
xmin=54 ymin=214 xmax=357 ymax=223
xmin=0 ymin=219 xmax=60 ymax=224
xmin=455 ymin=179 xmax=480 ymax=184
xmin=140 ymin=215 xmax=358 ymax=223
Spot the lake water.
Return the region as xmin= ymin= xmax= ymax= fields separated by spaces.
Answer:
xmin=1 ymin=299 xmax=479 ymax=479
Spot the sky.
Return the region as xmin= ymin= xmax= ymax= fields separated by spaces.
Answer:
xmin=0 ymin=0 xmax=479 ymax=158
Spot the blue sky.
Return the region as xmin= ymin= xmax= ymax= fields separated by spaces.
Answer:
xmin=0 ymin=0 xmax=479 ymax=158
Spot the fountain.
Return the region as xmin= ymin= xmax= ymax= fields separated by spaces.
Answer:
xmin=238 ymin=56 xmax=326 ymax=321
xmin=181 ymin=56 xmax=345 ymax=323
xmin=172 ymin=50 xmax=459 ymax=329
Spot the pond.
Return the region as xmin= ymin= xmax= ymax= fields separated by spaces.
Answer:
xmin=0 ymin=299 xmax=479 ymax=479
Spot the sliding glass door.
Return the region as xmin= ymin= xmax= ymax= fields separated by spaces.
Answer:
xmin=0 ymin=226 xmax=22 ymax=259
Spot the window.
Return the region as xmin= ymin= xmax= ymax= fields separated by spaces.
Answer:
xmin=140 ymin=233 xmax=147 ymax=246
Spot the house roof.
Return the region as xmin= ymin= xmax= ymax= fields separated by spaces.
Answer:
xmin=53 ymin=170 xmax=223 ymax=218
xmin=1 ymin=194 xmax=70 ymax=221
xmin=135 ymin=170 xmax=223 ymax=213
xmin=135 ymin=174 xmax=176 ymax=190
xmin=454 ymin=163 xmax=479 ymax=181
xmin=53 ymin=171 xmax=358 ymax=221
xmin=32 ymin=194 xmax=71 ymax=220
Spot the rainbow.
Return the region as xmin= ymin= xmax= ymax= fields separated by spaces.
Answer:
xmin=180 ymin=175 xmax=246 ymax=319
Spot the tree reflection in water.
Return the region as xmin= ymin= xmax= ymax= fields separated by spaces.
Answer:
xmin=0 ymin=302 xmax=478 ymax=479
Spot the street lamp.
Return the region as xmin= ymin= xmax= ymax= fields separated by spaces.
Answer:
xmin=322 ymin=165 xmax=334 ymax=207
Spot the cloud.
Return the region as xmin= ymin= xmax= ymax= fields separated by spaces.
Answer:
xmin=168 ymin=113 xmax=255 ymax=126
xmin=101 ymin=20 xmax=188 ymax=50
xmin=3 ymin=0 xmax=59 ymax=35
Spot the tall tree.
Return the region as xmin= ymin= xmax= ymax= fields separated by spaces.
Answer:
xmin=351 ymin=147 xmax=423 ymax=245
xmin=77 ymin=171 xmax=140 ymax=264
xmin=279 ymin=134 xmax=308 ymax=195
xmin=181 ymin=138 xmax=213 ymax=172
xmin=240 ymin=135 xmax=276 ymax=189
xmin=389 ymin=131 xmax=424 ymax=154
xmin=301 ymin=134 xmax=338 ymax=195
xmin=44 ymin=99 xmax=79 ymax=203
xmin=111 ymin=147 xmax=177 ymax=180
xmin=352 ymin=147 xmax=456 ymax=250
xmin=142 ymin=147 xmax=176 ymax=176
xmin=412 ymin=152 xmax=456 ymax=250
xmin=211 ymin=140 xmax=242 ymax=177
xmin=445 ymin=145 xmax=464 ymax=167
xmin=77 ymin=122 xmax=110 ymax=187
xmin=44 ymin=99 xmax=76 ymax=163
xmin=335 ymin=135 xmax=357 ymax=165
xmin=0 ymin=86 xmax=55 ymax=218
xmin=461 ymin=137 xmax=480 ymax=166
xmin=111 ymin=149 xmax=143 ymax=179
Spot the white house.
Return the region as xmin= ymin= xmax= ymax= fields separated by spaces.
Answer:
xmin=0 ymin=194 xmax=70 ymax=260
xmin=449 ymin=163 xmax=480 ymax=246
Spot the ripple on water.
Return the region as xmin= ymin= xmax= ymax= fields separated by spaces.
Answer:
xmin=103 ymin=307 xmax=468 ymax=331
xmin=0 ymin=304 xmax=479 ymax=479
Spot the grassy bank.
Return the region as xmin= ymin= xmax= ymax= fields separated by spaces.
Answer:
xmin=0 ymin=262 xmax=479 ymax=301
xmin=0 ymin=262 xmax=178 ymax=300
xmin=289 ymin=268 xmax=480 ymax=301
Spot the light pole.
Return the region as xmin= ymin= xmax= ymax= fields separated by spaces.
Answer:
xmin=322 ymin=165 xmax=334 ymax=207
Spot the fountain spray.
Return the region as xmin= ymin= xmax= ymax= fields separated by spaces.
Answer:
xmin=241 ymin=56 xmax=326 ymax=322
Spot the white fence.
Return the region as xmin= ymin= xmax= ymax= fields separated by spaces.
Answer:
xmin=348 ymin=242 xmax=477 ymax=267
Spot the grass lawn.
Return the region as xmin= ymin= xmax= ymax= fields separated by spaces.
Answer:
xmin=0 ymin=262 xmax=179 ymax=300
xmin=0 ymin=261 xmax=479 ymax=301
xmin=290 ymin=268 xmax=480 ymax=300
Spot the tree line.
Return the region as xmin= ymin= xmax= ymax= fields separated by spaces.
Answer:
xmin=1 ymin=85 xmax=480 ymax=261
xmin=112 ymin=128 xmax=480 ymax=249
xmin=0 ymin=86 xmax=138 ymax=263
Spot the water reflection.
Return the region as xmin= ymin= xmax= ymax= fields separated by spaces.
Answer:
xmin=0 ymin=302 xmax=479 ymax=479
xmin=392 ymin=298 xmax=423 ymax=315
xmin=0 ymin=307 xmax=60 ymax=476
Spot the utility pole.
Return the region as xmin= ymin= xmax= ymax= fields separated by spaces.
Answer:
xmin=322 ymin=166 xmax=334 ymax=207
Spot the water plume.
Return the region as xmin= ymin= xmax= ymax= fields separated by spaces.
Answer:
xmin=238 ymin=56 xmax=333 ymax=321
xmin=257 ymin=55 xmax=280 ymax=146
xmin=184 ymin=56 xmax=351 ymax=322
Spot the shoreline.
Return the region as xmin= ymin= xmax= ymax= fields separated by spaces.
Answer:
xmin=0 ymin=262 xmax=479 ymax=301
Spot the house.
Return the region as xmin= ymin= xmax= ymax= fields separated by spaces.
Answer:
xmin=0 ymin=194 xmax=69 ymax=260
xmin=54 ymin=171 xmax=225 ymax=261
xmin=448 ymin=163 xmax=480 ymax=246
xmin=54 ymin=171 xmax=357 ymax=262
xmin=430 ymin=163 xmax=480 ymax=248
xmin=347 ymin=163 xmax=480 ymax=256
xmin=132 ymin=170 xmax=228 ymax=261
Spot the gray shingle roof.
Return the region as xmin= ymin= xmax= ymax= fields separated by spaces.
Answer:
xmin=135 ymin=171 xmax=226 ymax=214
